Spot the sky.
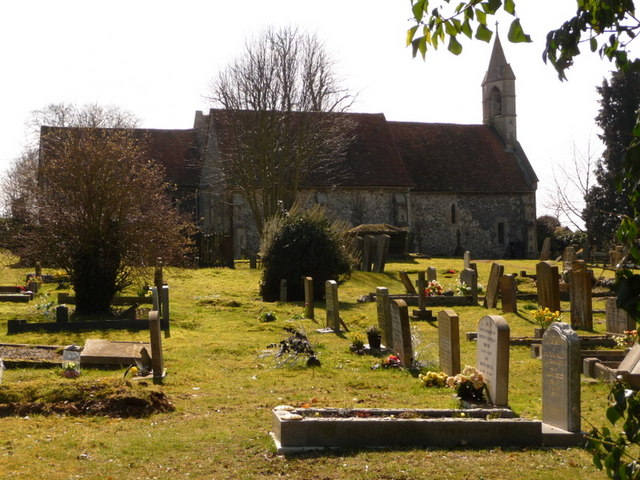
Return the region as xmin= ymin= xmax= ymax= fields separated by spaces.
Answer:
xmin=0 ymin=1 xmax=632 ymax=228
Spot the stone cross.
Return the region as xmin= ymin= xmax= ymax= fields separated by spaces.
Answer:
xmin=542 ymin=322 xmax=581 ymax=433
xmin=376 ymin=287 xmax=393 ymax=348
xmin=399 ymin=271 xmax=417 ymax=295
xmin=476 ymin=315 xmax=510 ymax=406
xmin=390 ymin=299 xmax=413 ymax=367
xmin=304 ymin=277 xmax=314 ymax=320
xmin=536 ymin=261 xmax=560 ymax=312
xmin=483 ymin=262 xmax=504 ymax=308
xmin=499 ymin=275 xmax=517 ymax=314
xmin=569 ymin=261 xmax=592 ymax=330
xmin=325 ymin=280 xmax=340 ymax=332
xmin=438 ymin=309 xmax=460 ymax=376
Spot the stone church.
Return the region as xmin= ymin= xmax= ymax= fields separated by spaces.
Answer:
xmin=41 ymin=35 xmax=538 ymax=264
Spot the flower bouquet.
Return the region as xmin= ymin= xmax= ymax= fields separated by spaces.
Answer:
xmin=531 ymin=307 xmax=562 ymax=329
xmin=419 ymin=371 xmax=447 ymax=387
xmin=446 ymin=366 xmax=487 ymax=403
xmin=614 ymin=330 xmax=640 ymax=348
xmin=424 ymin=280 xmax=444 ymax=296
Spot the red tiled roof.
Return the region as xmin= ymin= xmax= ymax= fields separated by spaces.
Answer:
xmin=387 ymin=122 xmax=535 ymax=193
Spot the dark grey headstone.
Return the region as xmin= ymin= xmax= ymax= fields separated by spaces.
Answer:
xmin=376 ymin=287 xmax=392 ymax=348
xmin=325 ymin=280 xmax=340 ymax=332
xmin=483 ymin=263 xmax=504 ymax=309
xmin=477 ymin=315 xmax=510 ymax=406
xmin=536 ymin=262 xmax=560 ymax=312
xmin=390 ymin=299 xmax=413 ymax=366
xmin=438 ymin=309 xmax=460 ymax=376
xmin=605 ymin=297 xmax=634 ymax=334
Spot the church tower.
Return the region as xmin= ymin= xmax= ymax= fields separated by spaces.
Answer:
xmin=482 ymin=33 xmax=517 ymax=147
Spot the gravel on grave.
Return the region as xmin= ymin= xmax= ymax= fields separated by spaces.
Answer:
xmin=0 ymin=345 xmax=62 ymax=363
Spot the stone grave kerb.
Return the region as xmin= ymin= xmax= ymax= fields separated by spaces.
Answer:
xmin=476 ymin=315 xmax=510 ymax=406
xmin=542 ymin=322 xmax=581 ymax=433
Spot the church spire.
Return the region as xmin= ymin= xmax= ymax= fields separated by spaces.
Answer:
xmin=482 ymin=32 xmax=517 ymax=147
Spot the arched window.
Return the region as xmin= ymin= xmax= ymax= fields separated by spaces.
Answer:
xmin=490 ymin=87 xmax=502 ymax=116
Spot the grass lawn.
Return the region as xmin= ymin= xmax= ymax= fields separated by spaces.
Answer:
xmin=0 ymin=250 xmax=620 ymax=479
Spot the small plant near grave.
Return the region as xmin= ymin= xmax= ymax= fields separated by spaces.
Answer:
xmin=454 ymin=281 xmax=471 ymax=296
xmin=531 ymin=307 xmax=563 ymax=329
xmin=60 ymin=362 xmax=81 ymax=379
xmin=586 ymin=381 xmax=640 ymax=480
xmin=371 ymin=355 xmax=403 ymax=370
xmin=34 ymin=293 xmax=55 ymax=319
xmin=446 ymin=366 xmax=487 ymax=403
xmin=366 ymin=325 xmax=382 ymax=349
xmin=418 ymin=371 xmax=448 ymax=387
xmin=264 ymin=326 xmax=320 ymax=367
xmin=349 ymin=333 xmax=366 ymax=354
xmin=614 ymin=330 xmax=640 ymax=348
xmin=424 ymin=280 xmax=444 ymax=296
xmin=259 ymin=311 xmax=278 ymax=323
xmin=523 ymin=303 xmax=538 ymax=311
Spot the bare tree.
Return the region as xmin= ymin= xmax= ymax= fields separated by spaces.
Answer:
xmin=207 ymin=27 xmax=355 ymax=233
xmin=544 ymin=141 xmax=596 ymax=232
xmin=18 ymin=104 xmax=191 ymax=314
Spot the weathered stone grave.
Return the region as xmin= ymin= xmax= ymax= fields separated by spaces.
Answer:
xmin=542 ymin=322 xmax=581 ymax=433
xmin=390 ymin=299 xmax=413 ymax=366
xmin=536 ymin=261 xmax=561 ymax=312
xmin=460 ymin=267 xmax=478 ymax=304
xmin=376 ymin=287 xmax=392 ymax=347
xmin=148 ymin=310 xmax=165 ymax=384
xmin=477 ymin=315 xmax=510 ymax=406
xmin=539 ymin=237 xmax=551 ymax=261
xmin=304 ymin=277 xmax=314 ymax=320
xmin=463 ymin=251 xmax=471 ymax=270
xmin=427 ymin=267 xmax=437 ymax=282
xmin=279 ymin=279 xmax=287 ymax=302
xmin=569 ymin=261 xmax=592 ymax=331
xmin=361 ymin=235 xmax=375 ymax=272
xmin=500 ymin=275 xmax=517 ymax=314
xmin=482 ymin=262 xmax=504 ymax=309
xmin=399 ymin=271 xmax=417 ymax=295
xmin=412 ymin=272 xmax=433 ymax=320
xmin=438 ymin=309 xmax=460 ymax=376
xmin=81 ymin=339 xmax=151 ymax=366
xmin=562 ymin=246 xmax=576 ymax=272
xmin=324 ymin=280 xmax=340 ymax=333
xmin=372 ymin=234 xmax=390 ymax=273
xmin=605 ymin=297 xmax=634 ymax=334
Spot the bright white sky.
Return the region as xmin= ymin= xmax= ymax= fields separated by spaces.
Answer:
xmin=1 ymin=1 xmax=631 ymax=228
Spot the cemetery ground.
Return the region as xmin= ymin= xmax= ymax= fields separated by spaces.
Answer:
xmin=0 ymin=250 xmax=622 ymax=479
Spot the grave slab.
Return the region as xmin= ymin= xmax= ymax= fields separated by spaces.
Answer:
xmin=81 ymin=339 xmax=151 ymax=366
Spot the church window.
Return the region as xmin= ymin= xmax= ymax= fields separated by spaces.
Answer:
xmin=490 ymin=87 xmax=502 ymax=116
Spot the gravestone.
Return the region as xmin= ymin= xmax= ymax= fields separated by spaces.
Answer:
xmin=304 ymin=277 xmax=314 ymax=320
xmin=606 ymin=297 xmax=635 ymax=334
xmin=160 ymin=285 xmax=171 ymax=338
xmin=427 ymin=267 xmax=438 ymax=282
xmin=562 ymin=246 xmax=576 ymax=272
xmin=279 ymin=279 xmax=287 ymax=302
xmin=476 ymin=315 xmax=510 ymax=406
xmin=569 ymin=261 xmax=593 ymax=331
xmin=460 ymin=268 xmax=478 ymax=304
xmin=376 ymin=287 xmax=393 ymax=348
xmin=413 ymin=272 xmax=432 ymax=320
xmin=542 ymin=322 xmax=581 ymax=432
xmin=390 ymin=299 xmax=413 ymax=367
xmin=35 ymin=261 xmax=42 ymax=277
xmin=483 ymin=263 xmax=504 ymax=309
xmin=362 ymin=235 xmax=375 ymax=272
xmin=56 ymin=305 xmax=69 ymax=323
xmin=617 ymin=343 xmax=640 ymax=373
xmin=499 ymin=275 xmax=517 ymax=314
xmin=536 ymin=261 xmax=561 ymax=312
xmin=373 ymin=234 xmax=390 ymax=273
xmin=399 ymin=271 xmax=417 ymax=295
xmin=438 ymin=309 xmax=460 ymax=376
xmin=81 ymin=339 xmax=152 ymax=366
xmin=325 ymin=280 xmax=340 ymax=332
xmin=148 ymin=310 xmax=165 ymax=385
xmin=539 ymin=237 xmax=552 ymax=261
xmin=463 ymin=251 xmax=471 ymax=270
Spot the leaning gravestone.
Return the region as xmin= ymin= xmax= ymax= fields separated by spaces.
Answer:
xmin=438 ymin=309 xmax=461 ymax=376
xmin=460 ymin=268 xmax=478 ymax=304
xmin=399 ymin=271 xmax=417 ymax=295
xmin=483 ymin=263 xmax=504 ymax=309
xmin=325 ymin=280 xmax=340 ymax=332
xmin=376 ymin=287 xmax=393 ymax=348
xmin=569 ymin=261 xmax=593 ymax=331
xmin=500 ymin=275 xmax=517 ymax=314
xmin=373 ymin=234 xmax=390 ymax=273
xmin=390 ymin=299 xmax=413 ymax=367
xmin=605 ymin=297 xmax=635 ymax=334
xmin=427 ymin=267 xmax=438 ymax=282
xmin=304 ymin=277 xmax=314 ymax=320
xmin=542 ymin=322 xmax=581 ymax=433
xmin=362 ymin=235 xmax=375 ymax=272
xmin=539 ymin=237 xmax=552 ymax=261
xmin=536 ymin=261 xmax=561 ymax=312
xmin=477 ymin=315 xmax=510 ymax=406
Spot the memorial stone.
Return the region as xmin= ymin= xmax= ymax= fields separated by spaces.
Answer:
xmin=279 ymin=279 xmax=287 ymax=303
xmin=376 ymin=287 xmax=393 ymax=348
xmin=536 ymin=262 xmax=561 ymax=312
xmin=569 ymin=261 xmax=593 ymax=330
xmin=606 ymin=297 xmax=635 ymax=334
xmin=362 ymin=235 xmax=375 ymax=272
xmin=500 ymin=275 xmax=517 ymax=314
xmin=427 ymin=267 xmax=438 ymax=282
xmin=476 ymin=315 xmax=510 ymax=406
xmin=373 ymin=235 xmax=390 ymax=273
xmin=463 ymin=251 xmax=471 ymax=270
xmin=399 ymin=271 xmax=417 ymax=295
xmin=390 ymin=299 xmax=413 ymax=367
xmin=542 ymin=322 xmax=581 ymax=432
xmin=325 ymin=280 xmax=340 ymax=332
xmin=539 ymin=237 xmax=551 ymax=261
xmin=438 ymin=309 xmax=460 ymax=376
xmin=304 ymin=277 xmax=314 ymax=320
xmin=460 ymin=268 xmax=478 ymax=304
xmin=483 ymin=263 xmax=504 ymax=309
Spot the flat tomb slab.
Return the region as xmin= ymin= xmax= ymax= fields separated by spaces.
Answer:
xmin=272 ymin=407 xmax=541 ymax=452
xmin=81 ymin=339 xmax=151 ymax=366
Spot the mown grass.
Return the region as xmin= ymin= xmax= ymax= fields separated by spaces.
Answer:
xmin=0 ymin=251 xmax=621 ymax=479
